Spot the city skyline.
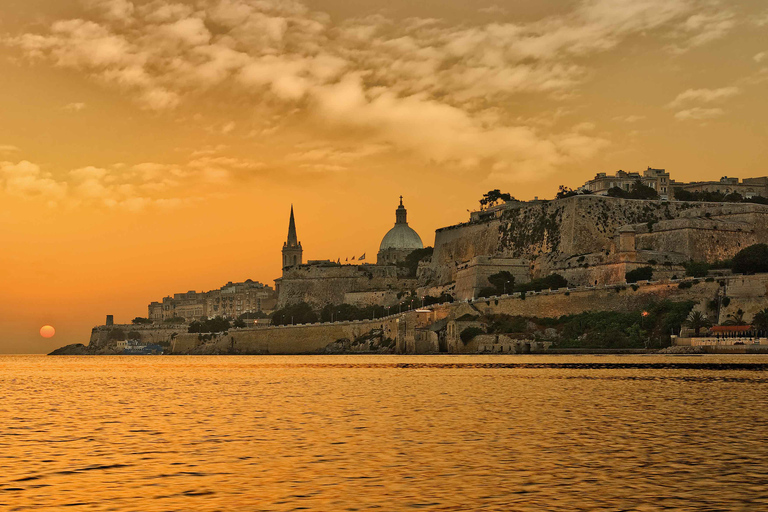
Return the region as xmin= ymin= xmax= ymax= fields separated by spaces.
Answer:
xmin=2 ymin=0 xmax=768 ymax=352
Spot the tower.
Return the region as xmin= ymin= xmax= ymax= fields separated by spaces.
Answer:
xmin=282 ymin=205 xmax=303 ymax=270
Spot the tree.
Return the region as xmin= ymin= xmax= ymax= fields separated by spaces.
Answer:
xmin=400 ymin=247 xmax=434 ymax=277
xmin=479 ymin=189 xmax=514 ymax=210
xmin=607 ymin=180 xmax=659 ymax=200
xmin=752 ymin=308 xmax=768 ymax=332
xmin=188 ymin=317 xmax=231 ymax=333
xmin=732 ymin=244 xmax=768 ymax=274
xmin=626 ymin=267 xmax=653 ymax=283
xmin=233 ymin=319 xmax=247 ymax=328
xmin=684 ymin=261 xmax=710 ymax=278
xmin=724 ymin=308 xmax=747 ymax=326
xmin=132 ymin=317 xmax=152 ymax=324
xmin=271 ymin=302 xmax=318 ymax=326
xmin=684 ymin=311 xmax=711 ymax=336
xmin=556 ymin=185 xmax=578 ymax=199
xmin=488 ymin=271 xmax=515 ymax=295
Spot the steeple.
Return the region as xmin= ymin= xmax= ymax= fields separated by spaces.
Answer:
xmin=287 ymin=205 xmax=298 ymax=246
xmin=282 ymin=205 xmax=303 ymax=270
xmin=395 ymin=196 xmax=408 ymax=225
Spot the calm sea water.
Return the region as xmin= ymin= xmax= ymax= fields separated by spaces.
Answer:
xmin=2 ymin=354 xmax=768 ymax=511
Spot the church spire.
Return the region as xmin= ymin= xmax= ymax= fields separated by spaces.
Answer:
xmin=287 ymin=204 xmax=298 ymax=246
xmin=282 ymin=205 xmax=303 ymax=270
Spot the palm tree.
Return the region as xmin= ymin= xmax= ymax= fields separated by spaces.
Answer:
xmin=752 ymin=308 xmax=768 ymax=333
xmin=684 ymin=311 xmax=712 ymax=337
xmin=724 ymin=308 xmax=746 ymax=326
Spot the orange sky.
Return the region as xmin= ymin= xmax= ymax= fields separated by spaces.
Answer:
xmin=1 ymin=0 xmax=767 ymax=353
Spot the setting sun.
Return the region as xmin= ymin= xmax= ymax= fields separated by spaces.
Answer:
xmin=39 ymin=325 xmax=56 ymax=338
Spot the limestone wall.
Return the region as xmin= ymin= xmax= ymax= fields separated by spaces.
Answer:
xmin=171 ymin=316 xmax=402 ymax=354
xmin=89 ymin=324 xmax=182 ymax=348
xmin=429 ymin=195 xmax=768 ymax=288
xmin=277 ymin=264 xmax=416 ymax=308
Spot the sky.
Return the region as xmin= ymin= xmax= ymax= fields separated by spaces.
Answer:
xmin=1 ymin=0 xmax=767 ymax=353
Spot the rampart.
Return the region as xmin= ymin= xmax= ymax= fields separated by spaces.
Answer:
xmin=84 ymin=274 xmax=768 ymax=355
xmin=429 ymin=195 xmax=768 ymax=288
xmin=277 ymin=264 xmax=416 ymax=308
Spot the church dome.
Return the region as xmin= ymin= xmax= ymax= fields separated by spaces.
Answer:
xmin=380 ymin=224 xmax=423 ymax=251
xmin=379 ymin=197 xmax=423 ymax=252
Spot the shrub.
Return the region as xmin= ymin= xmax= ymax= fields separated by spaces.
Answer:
xmin=233 ymin=319 xmax=246 ymax=328
xmin=626 ymin=266 xmax=653 ymax=283
xmin=685 ymin=261 xmax=710 ymax=278
xmin=517 ymin=274 xmax=568 ymax=293
xmin=460 ymin=327 xmax=483 ymax=344
xmin=163 ymin=317 xmax=186 ymax=324
xmin=189 ymin=317 xmax=231 ymax=333
xmin=271 ymin=302 xmax=318 ymax=326
xmin=732 ymin=244 xmax=768 ymax=274
xmin=132 ymin=317 xmax=152 ymax=324
xmin=678 ymin=281 xmax=693 ymax=289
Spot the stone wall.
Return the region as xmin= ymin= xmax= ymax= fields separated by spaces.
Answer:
xmin=429 ymin=195 xmax=768 ymax=289
xmin=171 ymin=316 xmax=402 ymax=354
xmin=89 ymin=324 xmax=183 ymax=348
xmin=277 ymin=264 xmax=416 ymax=308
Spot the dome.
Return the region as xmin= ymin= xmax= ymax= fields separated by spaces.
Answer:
xmin=380 ymin=224 xmax=424 ymax=251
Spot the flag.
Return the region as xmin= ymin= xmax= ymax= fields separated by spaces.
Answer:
xmin=359 ymin=253 xmax=366 ymax=261
xmin=337 ymin=258 xmax=340 ymax=264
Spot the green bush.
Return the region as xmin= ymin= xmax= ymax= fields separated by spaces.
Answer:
xmin=685 ymin=261 xmax=710 ymax=278
xmin=189 ymin=317 xmax=231 ymax=333
xmin=132 ymin=317 xmax=152 ymax=324
xmin=271 ymin=303 xmax=319 ymax=325
xmin=460 ymin=327 xmax=483 ymax=344
xmin=732 ymin=244 xmax=768 ymax=274
xmin=626 ymin=266 xmax=653 ymax=283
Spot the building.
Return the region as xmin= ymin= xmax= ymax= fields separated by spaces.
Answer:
xmin=282 ymin=205 xmax=303 ymax=270
xmin=581 ymin=167 xmax=672 ymax=199
xmin=148 ymin=281 xmax=277 ymax=322
xmin=377 ymin=196 xmax=424 ymax=265
xmin=275 ymin=197 xmax=424 ymax=308
xmin=673 ymin=176 xmax=768 ymax=199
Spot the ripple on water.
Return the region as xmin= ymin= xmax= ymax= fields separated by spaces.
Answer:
xmin=1 ymin=354 xmax=767 ymax=511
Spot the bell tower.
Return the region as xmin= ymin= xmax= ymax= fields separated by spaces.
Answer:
xmin=282 ymin=205 xmax=303 ymax=271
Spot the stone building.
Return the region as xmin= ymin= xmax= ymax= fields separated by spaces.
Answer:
xmin=580 ymin=167 xmax=672 ymax=199
xmin=148 ymin=280 xmax=277 ymax=322
xmin=377 ymin=197 xmax=424 ymax=265
xmin=673 ymin=176 xmax=768 ymax=198
xmin=275 ymin=198 xmax=423 ymax=308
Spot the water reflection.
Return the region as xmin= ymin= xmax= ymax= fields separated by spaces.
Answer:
xmin=1 ymin=355 xmax=767 ymax=511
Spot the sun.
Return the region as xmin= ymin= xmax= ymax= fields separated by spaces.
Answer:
xmin=40 ymin=325 xmax=56 ymax=338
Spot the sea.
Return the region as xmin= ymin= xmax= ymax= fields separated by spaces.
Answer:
xmin=2 ymin=354 xmax=768 ymax=511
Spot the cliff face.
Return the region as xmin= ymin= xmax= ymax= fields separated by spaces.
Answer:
xmin=430 ymin=195 xmax=768 ymax=286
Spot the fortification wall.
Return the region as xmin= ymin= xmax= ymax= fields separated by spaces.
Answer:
xmin=171 ymin=316 xmax=401 ymax=354
xmin=277 ymin=264 xmax=415 ymax=308
xmin=430 ymin=196 xmax=768 ymax=287
xmin=89 ymin=324 xmax=182 ymax=348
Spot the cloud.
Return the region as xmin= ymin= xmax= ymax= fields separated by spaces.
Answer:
xmin=63 ymin=102 xmax=86 ymax=111
xmin=755 ymin=52 xmax=766 ymax=63
xmin=0 ymin=145 xmax=21 ymax=154
xmin=668 ymin=86 xmax=740 ymax=108
xmin=4 ymin=0 xmax=736 ymax=180
xmin=674 ymin=107 xmax=724 ymax=121
xmin=0 ymin=160 xmax=68 ymax=205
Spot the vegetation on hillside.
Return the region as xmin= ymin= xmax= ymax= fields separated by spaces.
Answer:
xmin=626 ymin=267 xmax=653 ymax=283
xmin=188 ymin=317 xmax=231 ymax=333
xmin=476 ymin=300 xmax=695 ymax=349
xmin=673 ymin=189 xmax=768 ymax=204
xmin=606 ymin=180 xmax=659 ymax=200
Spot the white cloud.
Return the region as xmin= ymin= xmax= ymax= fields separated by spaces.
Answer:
xmin=4 ymin=0 xmax=737 ymax=179
xmin=63 ymin=102 xmax=86 ymax=111
xmin=0 ymin=145 xmax=21 ymax=154
xmin=674 ymin=107 xmax=724 ymax=121
xmin=0 ymin=160 xmax=68 ymax=205
xmin=754 ymin=52 xmax=766 ymax=63
xmin=668 ymin=86 xmax=740 ymax=108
